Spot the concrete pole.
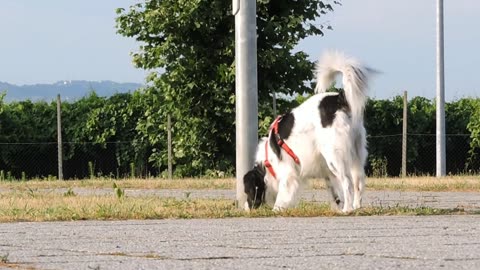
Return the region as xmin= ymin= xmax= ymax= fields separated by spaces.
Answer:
xmin=57 ymin=94 xmax=63 ymax=180
xmin=436 ymin=0 xmax=446 ymax=177
xmin=233 ymin=0 xmax=258 ymax=209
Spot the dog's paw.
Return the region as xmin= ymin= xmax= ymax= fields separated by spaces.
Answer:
xmin=244 ymin=201 xmax=251 ymax=212
xmin=353 ymin=201 xmax=362 ymax=210
xmin=341 ymin=205 xmax=354 ymax=214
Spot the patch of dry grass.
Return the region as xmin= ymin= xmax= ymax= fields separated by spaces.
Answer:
xmin=0 ymin=253 xmax=35 ymax=269
xmin=0 ymin=190 xmax=468 ymax=223
xmin=1 ymin=175 xmax=479 ymax=192
xmin=0 ymin=178 xmax=235 ymax=191
xmin=306 ymin=175 xmax=480 ymax=192
xmin=365 ymin=175 xmax=480 ymax=192
xmin=0 ymin=191 xmax=236 ymax=222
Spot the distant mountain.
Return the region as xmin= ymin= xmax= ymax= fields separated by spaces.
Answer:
xmin=0 ymin=80 xmax=143 ymax=102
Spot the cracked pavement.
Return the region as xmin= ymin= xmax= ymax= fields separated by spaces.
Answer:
xmin=1 ymin=215 xmax=480 ymax=269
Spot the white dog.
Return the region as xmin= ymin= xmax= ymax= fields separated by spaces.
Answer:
xmin=243 ymin=51 xmax=370 ymax=213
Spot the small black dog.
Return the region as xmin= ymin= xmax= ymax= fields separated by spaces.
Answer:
xmin=243 ymin=164 xmax=266 ymax=209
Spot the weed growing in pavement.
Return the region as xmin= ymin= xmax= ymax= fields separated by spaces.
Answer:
xmin=0 ymin=253 xmax=8 ymax=263
xmin=63 ymin=188 xmax=76 ymax=197
xmin=113 ymin=182 xmax=125 ymax=199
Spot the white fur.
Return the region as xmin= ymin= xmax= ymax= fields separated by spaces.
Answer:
xmin=258 ymin=51 xmax=370 ymax=213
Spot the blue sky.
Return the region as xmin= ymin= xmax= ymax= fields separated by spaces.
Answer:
xmin=298 ymin=0 xmax=480 ymax=100
xmin=0 ymin=0 xmax=478 ymax=100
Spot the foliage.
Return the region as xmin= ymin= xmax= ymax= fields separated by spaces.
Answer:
xmin=364 ymin=96 xmax=480 ymax=175
xmin=467 ymin=99 xmax=480 ymax=167
xmin=0 ymin=99 xmax=57 ymax=178
xmin=115 ymin=0 xmax=339 ymax=176
xmin=0 ymin=91 xmax=5 ymax=114
xmin=113 ymin=182 xmax=125 ymax=199
xmin=0 ymin=90 xmax=479 ymax=178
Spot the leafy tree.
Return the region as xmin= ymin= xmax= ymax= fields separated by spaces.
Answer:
xmin=115 ymin=0 xmax=339 ymax=176
xmin=444 ymin=99 xmax=477 ymax=172
xmin=0 ymin=99 xmax=57 ymax=178
xmin=0 ymin=91 xmax=5 ymax=114
xmin=83 ymin=92 xmax=150 ymax=176
xmin=364 ymin=97 xmax=404 ymax=175
xmin=467 ymin=99 xmax=480 ymax=170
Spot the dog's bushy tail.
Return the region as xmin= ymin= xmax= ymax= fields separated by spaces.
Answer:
xmin=314 ymin=51 xmax=370 ymax=124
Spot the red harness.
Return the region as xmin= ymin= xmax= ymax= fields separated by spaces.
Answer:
xmin=264 ymin=116 xmax=300 ymax=179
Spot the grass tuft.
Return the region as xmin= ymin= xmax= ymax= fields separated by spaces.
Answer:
xmin=0 ymin=253 xmax=8 ymax=263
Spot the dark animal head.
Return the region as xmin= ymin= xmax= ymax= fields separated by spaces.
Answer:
xmin=243 ymin=164 xmax=266 ymax=209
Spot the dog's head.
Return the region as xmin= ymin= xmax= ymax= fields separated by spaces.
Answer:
xmin=243 ymin=164 xmax=266 ymax=209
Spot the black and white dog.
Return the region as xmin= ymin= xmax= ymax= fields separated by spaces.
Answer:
xmin=244 ymin=51 xmax=370 ymax=213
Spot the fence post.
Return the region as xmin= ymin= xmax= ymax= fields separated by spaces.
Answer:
xmin=57 ymin=94 xmax=63 ymax=180
xmin=401 ymin=91 xmax=408 ymax=177
xmin=167 ymin=114 xmax=173 ymax=179
xmin=272 ymin=91 xmax=277 ymax=117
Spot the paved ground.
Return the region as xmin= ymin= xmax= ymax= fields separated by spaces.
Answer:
xmin=1 ymin=189 xmax=480 ymax=269
xmin=1 ymin=215 xmax=480 ymax=270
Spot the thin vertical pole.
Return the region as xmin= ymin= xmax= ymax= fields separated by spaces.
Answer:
xmin=436 ymin=0 xmax=446 ymax=177
xmin=57 ymin=94 xmax=63 ymax=180
xmin=272 ymin=91 xmax=277 ymax=117
xmin=402 ymin=91 xmax=408 ymax=178
xmin=167 ymin=114 xmax=173 ymax=179
xmin=234 ymin=0 xmax=258 ymax=209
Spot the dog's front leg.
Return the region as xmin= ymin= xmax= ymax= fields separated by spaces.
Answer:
xmin=273 ymin=174 xmax=300 ymax=211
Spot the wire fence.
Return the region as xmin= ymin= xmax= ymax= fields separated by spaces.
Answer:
xmin=365 ymin=133 xmax=478 ymax=177
xmin=0 ymin=134 xmax=478 ymax=180
xmin=0 ymin=141 xmax=153 ymax=180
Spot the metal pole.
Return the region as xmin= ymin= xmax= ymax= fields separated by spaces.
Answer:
xmin=401 ymin=91 xmax=408 ymax=178
xmin=436 ymin=0 xmax=446 ymax=177
xmin=167 ymin=114 xmax=173 ymax=179
xmin=234 ymin=0 xmax=258 ymax=209
xmin=57 ymin=94 xmax=63 ymax=180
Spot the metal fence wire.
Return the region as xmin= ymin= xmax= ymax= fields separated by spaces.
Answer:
xmin=0 ymin=134 xmax=478 ymax=180
xmin=365 ymin=134 xmax=478 ymax=177
xmin=0 ymin=142 xmax=152 ymax=180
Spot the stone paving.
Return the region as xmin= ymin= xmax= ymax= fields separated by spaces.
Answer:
xmin=1 ymin=215 xmax=480 ymax=269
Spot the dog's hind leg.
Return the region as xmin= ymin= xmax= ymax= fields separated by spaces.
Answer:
xmin=325 ymin=173 xmax=344 ymax=210
xmin=352 ymin=127 xmax=367 ymax=210
xmin=351 ymin=162 xmax=365 ymax=210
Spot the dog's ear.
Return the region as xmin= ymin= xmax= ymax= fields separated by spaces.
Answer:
xmin=243 ymin=169 xmax=257 ymax=209
xmin=243 ymin=165 xmax=266 ymax=209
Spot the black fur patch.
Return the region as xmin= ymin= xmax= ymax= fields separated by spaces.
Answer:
xmin=319 ymin=92 xmax=350 ymax=127
xmin=269 ymin=112 xmax=295 ymax=160
xmin=243 ymin=164 xmax=266 ymax=209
